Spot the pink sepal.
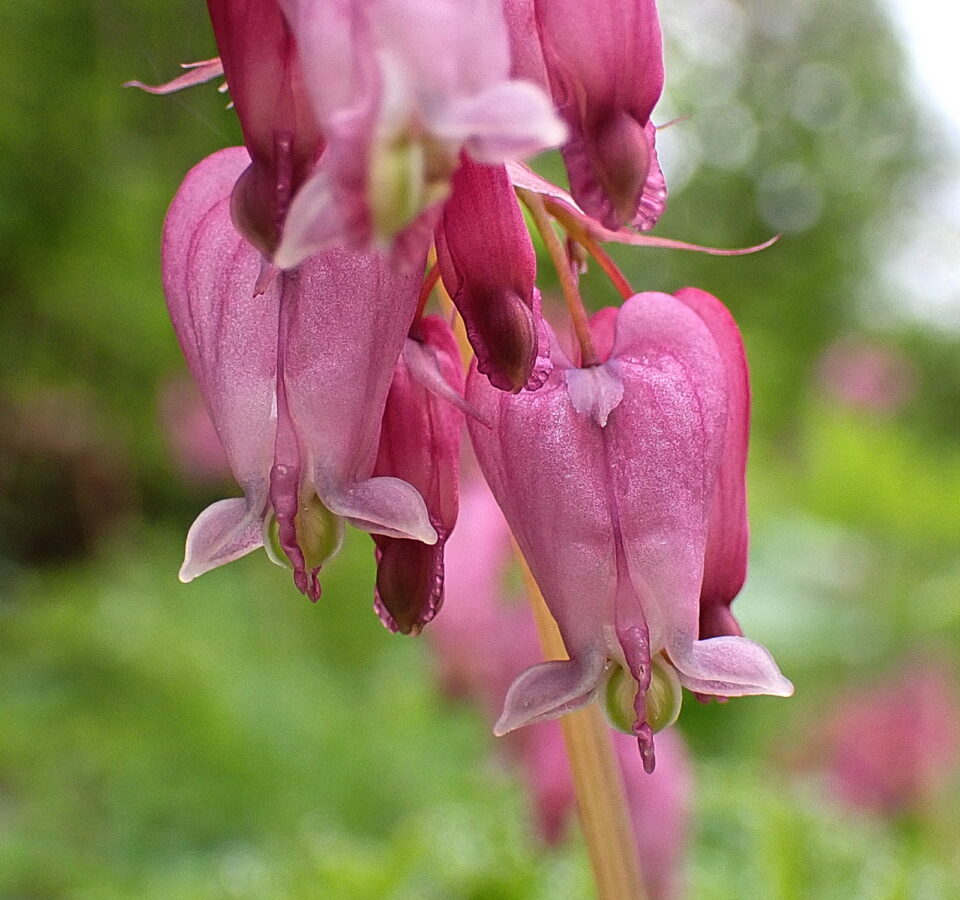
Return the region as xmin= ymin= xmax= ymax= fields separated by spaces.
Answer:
xmin=124 ymin=58 xmax=224 ymax=95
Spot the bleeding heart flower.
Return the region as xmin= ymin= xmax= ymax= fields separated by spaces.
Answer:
xmin=163 ymin=146 xmax=436 ymax=600
xmin=273 ymin=0 xmax=566 ymax=267
xmin=371 ymin=315 xmax=465 ymax=634
xmin=466 ymin=290 xmax=792 ymax=771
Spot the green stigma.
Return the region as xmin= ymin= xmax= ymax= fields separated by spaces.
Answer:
xmin=263 ymin=494 xmax=344 ymax=572
xmin=603 ymin=654 xmax=683 ymax=735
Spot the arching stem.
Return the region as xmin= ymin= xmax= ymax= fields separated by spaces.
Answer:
xmin=518 ymin=188 xmax=600 ymax=368
xmin=544 ymin=199 xmax=635 ymax=301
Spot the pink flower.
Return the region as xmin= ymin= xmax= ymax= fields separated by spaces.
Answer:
xmin=370 ymin=315 xmax=464 ymax=634
xmin=163 ymin=146 xmax=435 ymax=599
xmin=431 ymin=475 xmax=692 ymax=897
xmin=803 ymin=662 xmax=960 ymax=816
xmin=273 ymin=0 xmax=565 ymax=267
xmin=816 ymin=336 xmax=918 ymax=416
xmin=510 ymin=0 xmax=668 ymax=230
xmin=466 ymin=290 xmax=792 ymax=770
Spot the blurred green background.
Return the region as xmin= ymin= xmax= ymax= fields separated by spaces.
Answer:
xmin=2 ymin=0 xmax=959 ymax=896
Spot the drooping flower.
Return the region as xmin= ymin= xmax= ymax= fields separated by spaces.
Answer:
xmin=509 ymin=0 xmax=668 ymax=230
xmin=370 ymin=315 xmax=464 ymax=634
xmin=273 ymin=0 xmax=566 ymax=267
xmin=467 ymin=290 xmax=792 ymax=770
xmin=163 ymin=146 xmax=435 ymax=598
xmin=435 ymin=155 xmax=551 ymax=393
xmin=430 ymin=474 xmax=693 ymax=896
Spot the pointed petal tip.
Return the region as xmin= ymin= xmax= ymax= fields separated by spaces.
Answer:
xmin=772 ymin=674 xmax=795 ymax=698
xmin=492 ymin=715 xmax=515 ymax=738
xmin=179 ymin=497 xmax=265 ymax=585
xmin=494 ymin=654 xmax=607 ymax=735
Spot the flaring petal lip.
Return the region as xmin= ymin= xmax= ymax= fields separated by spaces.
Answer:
xmin=467 ymin=291 xmax=793 ymax=749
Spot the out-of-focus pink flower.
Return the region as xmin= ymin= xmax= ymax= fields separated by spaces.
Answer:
xmin=805 ymin=662 xmax=960 ymax=816
xmin=158 ymin=377 xmax=231 ymax=485
xmin=274 ymin=0 xmax=565 ymax=267
xmin=507 ymin=0 xmax=667 ymax=230
xmin=816 ymin=336 xmax=918 ymax=416
xmin=371 ymin=316 xmax=464 ymax=634
xmin=431 ymin=474 xmax=692 ymax=897
xmin=163 ymin=146 xmax=435 ymax=599
xmin=467 ymin=291 xmax=792 ymax=770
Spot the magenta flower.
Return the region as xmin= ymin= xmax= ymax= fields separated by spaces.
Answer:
xmin=435 ymin=156 xmax=550 ymax=393
xmin=467 ymin=290 xmax=792 ymax=769
xmin=273 ymin=0 xmax=566 ymax=267
xmin=516 ymin=0 xmax=668 ymax=230
xmin=163 ymin=147 xmax=436 ymax=599
xmin=371 ymin=315 xmax=464 ymax=634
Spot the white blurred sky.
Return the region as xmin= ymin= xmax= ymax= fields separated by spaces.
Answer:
xmin=881 ymin=0 xmax=960 ymax=330
xmin=885 ymin=0 xmax=960 ymax=141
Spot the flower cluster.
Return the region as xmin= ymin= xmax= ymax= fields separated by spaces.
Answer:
xmin=144 ymin=0 xmax=791 ymax=768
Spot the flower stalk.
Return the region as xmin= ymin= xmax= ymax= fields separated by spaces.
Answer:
xmin=544 ymin=198 xmax=635 ymax=301
xmin=518 ymin=549 xmax=648 ymax=900
xmin=517 ymin=187 xmax=600 ymax=367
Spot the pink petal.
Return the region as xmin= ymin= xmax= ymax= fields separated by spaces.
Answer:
xmin=325 ymin=477 xmax=436 ymax=543
xmin=437 ymin=80 xmax=567 ymax=163
xmin=180 ymin=497 xmax=265 ymax=582
xmin=670 ymin=636 xmax=794 ymax=698
xmin=371 ymin=316 xmax=464 ymax=633
xmin=494 ymin=651 xmax=608 ymax=735
xmin=564 ymin=362 xmax=624 ymax=427
xmin=604 ymin=292 xmax=728 ymax=665
xmin=503 ymin=0 xmax=548 ymax=86
xmin=535 ymin=0 xmax=664 ymax=228
xmin=466 ymin=338 xmax=616 ymax=671
xmin=207 ymin=0 xmax=322 ymax=255
xmin=276 ymin=246 xmax=435 ymax=543
xmin=162 ymin=147 xmax=279 ymax=511
xmin=436 ymin=158 xmax=551 ymax=392
xmin=675 ymin=287 xmax=751 ymax=638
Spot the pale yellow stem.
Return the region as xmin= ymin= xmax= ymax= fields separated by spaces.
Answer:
xmin=518 ymin=551 xmax=648 ymax=900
